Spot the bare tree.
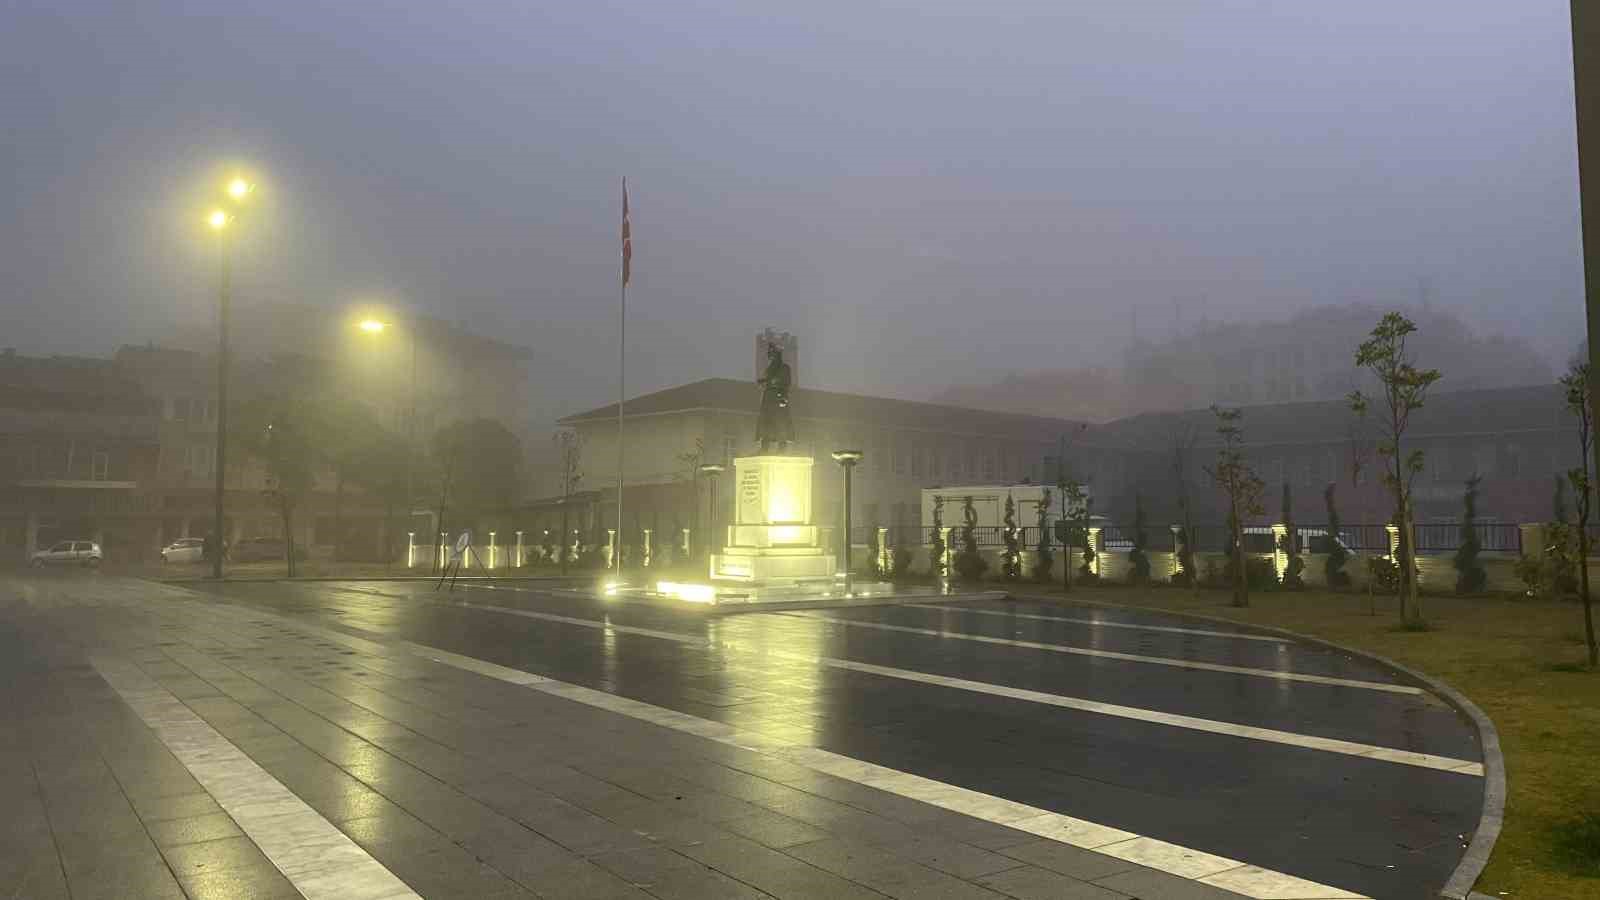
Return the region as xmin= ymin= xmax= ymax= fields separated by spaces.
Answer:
xmin=1171 ymin=423 xmax=1200 ymax=593
xmin=1563 ymin=360 xmax=1597 ymax=667
xmin=554 ymin=430 xmax=583 ymax=574
xmin=1351 ymin=312 xmax=1441 ymax=628
xmin=1205 ymin=406 xmax=1265 ymax=607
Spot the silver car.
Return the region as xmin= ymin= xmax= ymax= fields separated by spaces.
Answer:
xmin=31 ymin=540 xmax=103 ymax=567
xmin=161 ymin=537 xmax=206 ymax=563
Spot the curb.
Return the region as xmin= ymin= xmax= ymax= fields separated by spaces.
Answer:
xmin=156 ymin=575 xmax=580 ymax=584
xmin=1007 ymin=591 xmax=1505 ymax=900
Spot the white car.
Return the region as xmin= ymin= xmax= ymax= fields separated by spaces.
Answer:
xmin=161 ymin=537 xmax=206 ymax=564
xmin=31 ymin=540 xmax=103 ymax=567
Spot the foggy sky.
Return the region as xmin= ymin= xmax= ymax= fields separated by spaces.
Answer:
xmin=0 ymin=0 xmax=1585 ymax=425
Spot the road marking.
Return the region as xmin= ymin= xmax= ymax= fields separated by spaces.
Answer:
xmin=411 ymin=599 xmax=1481 ymax=776
xmin=789 ymin=612 xmax=1419 ymax=695
xmin=91 ymin=655 xmax=420 ymax=900
xmin=278 ymin=622 xmax=1370 ymax=899
xmin=903 ymin=602 xmax=1294 ymax=643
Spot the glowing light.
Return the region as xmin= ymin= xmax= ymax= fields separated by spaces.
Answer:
xmin=227 ymin=178 xmax=252 ymax=199
xmin=359 ymin=319 xmax=388 ymax=334
xmin=656 ymin=581 xmax=716 ymax=603
xmin=207 ymin=209 xmax=229 ymax=230
xmin=489 ymin=531 xmax=498 ymax=569
xmin=407 ymin=531 xmax=415 ymax=568
xmin=603 ymin=580 xmax=622 ymax=597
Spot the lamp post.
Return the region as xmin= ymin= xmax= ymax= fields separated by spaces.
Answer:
xmin=207 ymin=176 xmax=252 ymax=580
xmin=831 ymin=450 xmax=863 ymax=595
xmin=698 ymin=462 xmax=725 ymax=561
xmin=357 ymin=316 xmax=418 ymax=562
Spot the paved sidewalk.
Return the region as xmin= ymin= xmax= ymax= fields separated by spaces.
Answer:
xmin=0 ymin=575 xmax=1258 ymax=900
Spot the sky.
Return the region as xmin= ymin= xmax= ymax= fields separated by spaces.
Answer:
xmin=0 ymin=0 xmax=1585 ymax=424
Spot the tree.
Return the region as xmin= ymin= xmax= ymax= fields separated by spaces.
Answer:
xmin=1171 ymin=425 xmax=1200 ymax=590
xmin=930 ymin=497 xmax=947 ymax=579
xmin=1073 ymin=487 xmax=1096 ymax=582
xmin=1555 ymin=475 xmax=1571 ymax=526
xmin=554 ymin=430 xmax=583 ymax=574
xmin=1060 ymin=476 xmax=1089 ymax=591
xmin=1563 ymin=359 xmax=1598 ymax=666
xmin=954 ymin=496 xmax=988 ymax=582
xmin=231 ymin=357 xmax=321 ymax=576
xmin=1453 ymin=476 xmax=1487 ymax=595
xmin=1128 ymin=494 xmax=1151 ymax=582
xmin=431 ymin=419 xmax=523 ymax=523
xmin=1280 ymin=482 xmax=1304 ymax=588
xmin=1351 ymin=312 xmax=1441 ymax=628
xmin=1032 ymin=488 xmax=1054 ymax=583
xmin=1324 ymin=483 xmax=1351 ymax=588
xmin=1001 ymin=493 xmax=1021 ymax=581
xmin=1206 ymin=406 xmax=1265 ymax=607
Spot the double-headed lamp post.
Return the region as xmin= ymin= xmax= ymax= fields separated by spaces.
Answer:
xmin=206 ymin=177 xmax=253 ymax=580
xmin=831 ymin=450 xmax=863 ymax=595
xmin=357 ymin=316 xmax=418 ymax=559
xmin=697 ymin=462 xmax=725 ymax=562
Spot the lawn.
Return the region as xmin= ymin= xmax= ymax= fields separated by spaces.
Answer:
xmin=1024 ymin=584 xmax=1600 ymax=899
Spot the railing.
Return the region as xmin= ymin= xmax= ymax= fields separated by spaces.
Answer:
xmin=850 ymin=521 xmax=1524 ymax=555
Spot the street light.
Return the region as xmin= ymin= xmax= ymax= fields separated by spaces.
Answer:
xmin=697 ymin=462 xmax=725 ymax=563
xmin=356 ymin=314 xmax=418 ymax=566
xmin=206 ymin=175 xmax=252 ymax=579
xmin=831 ymin=450 xmax=863 ymax=595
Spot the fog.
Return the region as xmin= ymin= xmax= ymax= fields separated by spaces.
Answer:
xmin=0 ymin=0 xmax=1583 ymax=424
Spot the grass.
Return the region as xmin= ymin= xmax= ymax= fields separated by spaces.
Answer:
xmin=1028 ymin=584 xmax=1600 ymax=899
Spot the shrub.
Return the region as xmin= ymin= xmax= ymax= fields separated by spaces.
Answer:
xmin=954 ymin=496 xmax=989 ymax=582
xmin=1246 ymin=557 xmax=1277 ymax=592
xmin=1172 ymin=525 xmax=1195 ymax=586
xmin=1323 ymin=483 xmax=1351 ymax=588
xmin=1280 ymin=483 xmax=1304 ymax=589
xmin=1519 ymin=522 xmax=1579 ymax=600
xmin=1001 ymin=495 xmax=1022 ymax=581
xmin=1453 ymin=476 xmax=1487 ymax=594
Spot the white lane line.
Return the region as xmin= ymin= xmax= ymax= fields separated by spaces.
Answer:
xmin=903 ymin=602 xmax=1293 ymax=643
xmin=281 ymin=623 xmax=1370 ymax=899
xmin=399 ymin=599 xmax=1482 ymax=776
xmin=790 ymin=612 xmax=1420 ymax=695
xmin=91 ymin=655 xmax=420 ymax=900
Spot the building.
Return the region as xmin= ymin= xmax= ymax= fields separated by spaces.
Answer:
xmin=552 ymin=374 xmax=1584 ymax=557
xmin=0 ymin=350 xmax=161 ymax=561
xmin=556 ymin=378 xmax=1126 ymax=551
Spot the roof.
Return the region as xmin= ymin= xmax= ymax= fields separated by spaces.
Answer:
xmin=1098 ymin=383 xmax=1572 ymax=449
xmin=561 ymin=378 xmax=1105 ymax=444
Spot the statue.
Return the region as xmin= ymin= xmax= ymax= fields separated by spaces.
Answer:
xmin=756 ymin=342 xmax=794 ymax=453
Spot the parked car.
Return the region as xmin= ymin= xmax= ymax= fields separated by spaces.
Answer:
xmin=231 ymin=536 xmax=305 ymax=563
xmin=30 ymin=540 xmax=102 ymax=567
xmin=1239 ymin=527 xmax=1354 ymax=555
xmin=160 ymin=537 xmax=206 ymax=564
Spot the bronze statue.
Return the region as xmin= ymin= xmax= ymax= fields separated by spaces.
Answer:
xmin=756 ymin=343 xmax=794 ymax=453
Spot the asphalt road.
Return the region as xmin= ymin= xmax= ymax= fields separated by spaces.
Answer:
xmin=187 ymin=579 xmax=1486 ymax=900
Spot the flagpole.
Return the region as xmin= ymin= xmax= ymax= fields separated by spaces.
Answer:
xmin=615 ymin=177 xmax=627 ymax=574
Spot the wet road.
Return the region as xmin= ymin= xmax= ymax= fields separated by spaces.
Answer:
xmin=193 ymin=580 xmax=1486 ymax=900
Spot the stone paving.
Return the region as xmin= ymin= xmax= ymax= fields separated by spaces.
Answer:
xmin=0 ymin=574 xmax=1262 ymax=900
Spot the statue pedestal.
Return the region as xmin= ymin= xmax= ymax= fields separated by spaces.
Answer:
xmin=710 ymin=455 xmax=836 ymax=582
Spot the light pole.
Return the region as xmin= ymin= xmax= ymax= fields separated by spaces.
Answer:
xmin=698 ymin=462 xmax=725 ymax=562
xmin=831 ymin=450 xmax=863 ymax=595
xmin=207 ymin=177 xmax=252 ymax=579
xmin=357 ymin=316 xmax=418 ymax=561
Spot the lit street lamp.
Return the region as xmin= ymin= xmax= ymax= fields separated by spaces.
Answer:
xmin=356 ymin=315 xmax=418 ymax=565
xmin=697 ymin=462 xmax=725 ymax=562
xmin=831 ymin=450 xmax=863 ymax=595
xmin=206 ymin=175 xmax=252 ymax=579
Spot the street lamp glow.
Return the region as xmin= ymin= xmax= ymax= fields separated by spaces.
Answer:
xmin=358 ymin=319 xmax=388 ymax=334
xmin=227 ymin=178 xmax=252 ymax=200
xmin=207 ymin=209 xmax=229 ymax=230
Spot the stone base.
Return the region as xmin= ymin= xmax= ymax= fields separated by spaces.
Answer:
xmin=710 ymin=548 xmax=837 ymax=582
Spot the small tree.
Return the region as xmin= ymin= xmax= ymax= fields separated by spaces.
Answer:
xmin=1280 ymin=482 xmax=1304 ymax=589
xmin=1324 ymin=483 xmax=1351 ymax=588
xmin=1128 ymin=494 xmax=1151 ymax=582
xmin=1206 ymin=406 xmax=1265 ymax=607
xmin=1563 ymin=359 xmax=1598 ymax=666
xmin=259 ymin=415 xmax=313 ymax=577
xmin=1351 ymin=312 xmax=1441 ymax=628
xmin=1453 ymin=476 xmax=1487 ymax=595
xmin=929 ymin=497 xmax=947 ymax=579
xmin=1001 ymin=494 xmax=1022 ymax=581
xmin=954 ymin=496 xmax=988 ymax=582
xmin=1172 ymin=424 xmax=1200 ymax=594
xmin=1032 ymin=488 xmax=1055 ymax=583
xmin=1074 ymin=490 xmax=1097 ymax=582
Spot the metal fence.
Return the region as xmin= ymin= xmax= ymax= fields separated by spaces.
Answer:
xmin=850 ymin=522 xmax=1523 ymax=555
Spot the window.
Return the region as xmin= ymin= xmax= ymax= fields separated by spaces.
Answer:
xmin=91 ymin=451 xmax=109 ymax=481
xmin=982 ymin=455 xmax=995 ymax=481
xmin=721 ymin=436 xmax=736 ymax=464
xmin=911 ymin=450 xmax=923 ymax=477
xmin=893 ymin=446 xmax=905 ymax=475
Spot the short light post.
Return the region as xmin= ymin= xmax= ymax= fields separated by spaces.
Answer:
xmin=698 ymin=463 xmax=725 ymax=561
xmin=831 ymin=450 xmax=863 ymax=595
